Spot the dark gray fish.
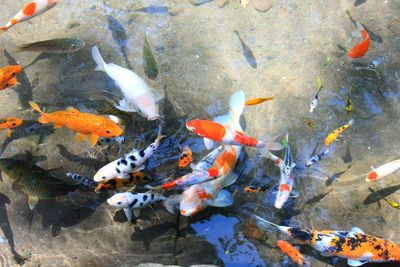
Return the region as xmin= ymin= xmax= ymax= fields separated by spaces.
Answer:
xmin=234 ymin=30 xmax=257 ymax=68
xmin=57 ymin=144 xmax=107 ymax=170
xmin=326 ymin=165 xmax=351 ymax=186
xmin=0 ymin=158 xmax=77 ymax=210
xmin=189 ymin=0 xmax=214 ymax=6
xmin=104 ymin=1 xmax=132 ymax=69
xmin=342 ymin=142 xmax=353 ymax=163
xmin=305 ymin=188 xmax=333 ymax=205
xmin=354 ymin=0 xmax=367 ymax=6
xmin=363 ymin=185 xmax=400 ymax=205
xmin=345 ymin=10 xmax=382 ymax=43
xmin=143 ymin=34 xmax=159 ymax=80
xmin=134 ymin=6 xmax=169 ymax=15
xmin=17 ymin=38 xmax=85 ymax=54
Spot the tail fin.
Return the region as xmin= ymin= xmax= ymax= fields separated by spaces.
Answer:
xmin=252 ymin=214 xmax=290 ymax=234
xmin=348 ymin=119 xmax=354 ymax=126
xmin=163 ymin=194 xmax=182 ymax=214
xmin=229 ymin=90 xmax=245 ymax=132
xmin=91 ymin=45 xmax=106 ymax=72
xmin=29 ymin=101 xmax=43 ymax=113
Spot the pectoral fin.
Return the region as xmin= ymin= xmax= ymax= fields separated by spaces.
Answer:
xmin=123 ymin=208 xmax=133 ymax=222
xmin=6 ymin=128 xmax=11 ymax=138
xmin=133 ymin=209 xmax=141 ymax=218
xmin=347 ymin=259 xmax=368 ymax=267
xmin=28 ymin=195 xmax=39 ymax=210
xmin=204 ymin=138 xmax=215 ymax=150
xmin=54 ymin=124 xmax=63 ymax=129
xmin=89 ymin=134 xmax=99 ymax=146
xmin=66 ymin=107 xmax=80 ymax=113
xmin=351 ymin=227 xmax=365 ymax=234
xmin=116 ymin=99 xmax=137 ymax=112
xmin=151 ymin=88 xmax=164 ymax=101
xmin=76 ymin=133 xmax=86 ymax=142
xmin=210 ymin=190 xmax=233 ymax=207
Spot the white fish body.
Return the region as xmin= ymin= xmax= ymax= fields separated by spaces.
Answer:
xmin=91 ymin=46 xmax=161 ymax=120
xmin=366 ymin=159 xmax=400 ymax=182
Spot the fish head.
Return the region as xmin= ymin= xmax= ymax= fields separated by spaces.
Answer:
xmin=98 ymin=121 xmax=124 ymax=138
xmin=365 ymin=170 xmax=378 ymax=182
xmin=47 ymin=0 xmax=59 ymax=7
xmin=6 ymin=117 xmax=22 ymax=128
xmin=3 ymin=65 xmax=22 ymax=81
xmin=0 ymin=158 xmax=24 ymax=179
xmin=185 ymin=119 xmax=206 ymax=135
xmin=107 ymin=192 xmax=132 ymax=208
xmin=65 ymin=38 xmax=86 ymax=53
xmin=93 ymin=164 xmax=117 ymax=182
xmin=135 ymin=93 xmax=160 ymax=121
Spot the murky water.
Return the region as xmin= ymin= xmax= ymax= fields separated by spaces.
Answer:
xmin=0 ymin=0 xmax=400 ymax=266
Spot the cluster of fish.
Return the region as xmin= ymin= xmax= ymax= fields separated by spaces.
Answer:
xmin=0 ymin=2 xmax=399 ymax=267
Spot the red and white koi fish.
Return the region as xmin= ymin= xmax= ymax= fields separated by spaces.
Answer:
xmin=0 ymin=0 xmax=58 ymax=32
xmin=255 ymin=215 xmax=400 ymax=266
xmin=348 ymin=22 xmax=370 ymax=59
xmin=366 ymin=159 xmax=400 ymax=182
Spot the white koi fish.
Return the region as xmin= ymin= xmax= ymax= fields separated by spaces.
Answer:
xmin=366 ymin=159 xmax=400 ymax=182
xmin=91 ymin=45 xmax=162 ymax=120
xmin=0 ymin=0 xmax=58 ymax=32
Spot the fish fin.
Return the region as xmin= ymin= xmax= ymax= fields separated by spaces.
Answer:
xmin=151 ymin=88 xmax=164 ymax=102
xmin=352 ymin=29 xmax=362 ymax=38
xmin=29 ymin=101 xmax=43 ymax=113
xmin=222 ymin=172 xmax=239 ymax=188
xmin=116 ymin=99 xmax=137 ymax=112
xmin=66 ymin=107 xmax=80 ymax=113
xmin=213 ymin=113 xmax=232 ymax=128
xmin=76 ymin=133 xmax=86 ymax=142
xmin=190 ymin=163 xmax=196 ymax=171
xmin=303 ymin=256 xmax=311 ymax=267
xmin=264 ymin=141 xmax=284 ymax=151
xmin=347 ymin=259 xmax=368 ymax=267
xmin=136 ymin=165 xmax=145 ymax=171
xmin=163 ymin=194 xmax=182 ymax=214
xmin=119 ymin=173 xmax=131 ymax=179
xmin=133 ymin=208 xmax=141 ymax=218
xmin=350 ymin=227 xmax=364 ymax=234
xmin=252 ymin=214 xmax=290 ymax=234
xmin=91 ymin=45 xmax=107 ymax=72
xmin=210 ymin=189 xmax=233 ymax=207
xmin=28 ymin=195 xmax=39 ymax=210
xmin=89 ymin=134 xmax=99 ymax=147
xmin=348 ymin=119 xmax=354 ymax=126
xmin=229 ymin=90 xmax=245 ymax=132
xmin=123 ymin=208 xmax=133 ymax=222
xmin=203 ymin=138 xmax=215 ymax=150
xmin=6 ymin=128 xmax=11 ymax=138
xmin=289 ymin=190 xmax=300 ymax=198
xmin=53 ymin=124 xmax=63 ymax=129
xmin=107 ymin=115 xmax=123 ymax=125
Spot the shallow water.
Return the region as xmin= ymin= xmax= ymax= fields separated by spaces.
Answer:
xmin=0 ymin=0 xmax=400 ymax=266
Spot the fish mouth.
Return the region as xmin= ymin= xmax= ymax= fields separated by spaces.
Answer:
xmin=148 ymin=115 xmax=160 ymax=121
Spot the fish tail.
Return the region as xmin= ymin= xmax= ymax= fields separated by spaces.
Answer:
xmin=163 ymin=194 xmax=182 ymax=214
xmin=91 ymin=45 xmax=106 ymax=72
xmin=302 ymin=256 xmax=311 ymax=267
xmin=229 ymin=90 xmax=245 ymax=132
xmin=253 ymin=215 xmax=291 ymax=235
xmin=348 ymin=119 xmax=354 ymax=126
xmin=355 ymin=21 xmax=364 ymax=31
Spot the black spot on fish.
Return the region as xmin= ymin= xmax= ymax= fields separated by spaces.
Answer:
xmin=289 ymin=228 xmax=314 ymax=242
xmin=120 ymin=158 xmax=128 ymax=165
xmin=140 ymin=202 xmax=143 ymax=206
xmin=109 ymin=179 xmax=117 ymax=186
xmin=139 ymin=150 xmax=145 ymax=157
xmin=143 ymin=195 xmax=148 ymax=201
xmin=129 ymin=199 xmax=138 ymax=208
xmin=117 ymin=161 xmax=120 ymax=166
xmin=129 ymin=155 xmax=136 ymax=161
xmin=151 ymin=194 xmax=154 ymax=200
xmin=375 ymin=244 xmax=382 ymax=250
xmin=116 ymin=168 xmax=121 ymax=174
xmin=130 ymin=163 xmax=136 ymax=168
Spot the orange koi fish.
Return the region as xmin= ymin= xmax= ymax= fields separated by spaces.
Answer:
xmin=324 ymin=119 xmax=353 ymax=146
xmin=348 ymin=22 xmax=370 ymax=59
xmin=0 ymin=0 xmax=58 ymax=32
xmin=95 ymin=172 xmax=151 ymax=193
xmin=245 ymin=97 xmax=275 ymax=106
xmin=276 ymin=240 xmax=310 ymax=267
xmin=0 ymin=117 xmax=23 ymax=137
xmin=29 ymin=101 xmax=123 ymax=146
xmin=0 ymin=65 xmax=22 ymax=90
xmin=178 ymin=145 xmax=193 ymax=169
xmin=255 ymin=216 xmax=400 ymax=266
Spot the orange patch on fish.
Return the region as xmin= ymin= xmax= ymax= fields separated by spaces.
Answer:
xmin=366 ymin=171 xmax=378 ymax=182
xmin=178 ymin=145 xmax=193 ymax=169
xmin=0 ymin=65 xmax=22 ymax=90
xmin=279 ymin=184 xmax=290 ymax=192
xmin=276 ymin=240 xmax=309 ymax=267
xmin=348 ymin=28 xmax=370 ymax=59
xmin=196 ymin=188 xmax=213 ymax=202
xmin=245 ymin=186 xmax=257 ymax=193
xmin=23 ymin=2 xmax=37 ymax=16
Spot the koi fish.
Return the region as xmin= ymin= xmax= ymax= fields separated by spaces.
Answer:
xmin=368 ymin=55 xmax=389 ymax=68
xmin=309 ymin=86 xmax=323 ymax=112
xmin=94 ymin=128 xmax=165 ymax=181
xmin=384 ymin=197 xmax=400 ymax=211
xmin=276 ymin=240 xmax=310 ymax=267
xmin=254 ymin=215 xmax=400 ymax=266
xmin=107 ymin=192 xmax=166 ymax=221
xmin=244 ymin=185 xmax=269 ymax=193
xmin=143 ymin=34 xmax=158 ymax=80
xmin=348 ymin=22 xmax=371 ymax=59
xmin=306 ymin=148 xmax=331 ymax=167
xmin=303 ymin=118 xmax=315 ymax=129
xmin=275 ymin=135 xmax=296 ymax=209
xmin=245 ymin=97 xmax=275 ymax=106
xmin=97 ymin=135 xmax=126 ymax=146
xmin=164 ymin=91 xmax=245 ymax=216
xmin=0 ymin=65 xmax=22 ymax=90
xmin=29 ymin=101 xmax=123 ymax=147
xmin=66 ymin=172 xmax=98 ymax=191
xmin=366 ymin=159 xmax=400 ymax=182
xmin=178 ymin=145 xmax=193 ymax=169
xmin=0 ymin=117 xmax=22 ymax=137
xmin=91 ymin=45 xmax=162 ymax=120
xmin=324 ymin=119 xmax=353 ymax=146
xmin=0 ymin=0 xmax=58 ymax=32
xmin=95 ymin=172 xmax=151 ymax=193
xmin=191 ymin=146 xmax=224 ymax=172
xmin=17 ymin=37 xmax=85 ymax=54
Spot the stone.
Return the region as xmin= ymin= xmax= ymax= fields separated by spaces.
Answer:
xmin=251 ymin=0 xmax=273 ymax=12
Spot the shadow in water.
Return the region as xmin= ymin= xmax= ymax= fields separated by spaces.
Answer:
xmin=131 ymin=222 xmax=176 ymax=251
xmin=4 ymin=49 xmax=37 ymax=109
xmin=57 ymin=144 xmax=108 ymax=170
xmin=0 ymin=192 xmax=26 ymax=264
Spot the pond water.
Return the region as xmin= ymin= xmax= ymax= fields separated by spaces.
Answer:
xmin=0 ymin=0 xmax=399 ymax=266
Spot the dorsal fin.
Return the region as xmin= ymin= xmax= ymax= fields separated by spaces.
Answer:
xmin=66 ymin=107 xmax=80 ymax=113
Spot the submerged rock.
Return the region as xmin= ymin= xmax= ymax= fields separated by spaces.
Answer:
xmin=251 ymin=0 xmax=273 ymax=12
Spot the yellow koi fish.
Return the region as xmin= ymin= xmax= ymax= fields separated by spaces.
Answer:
xmin=324 ymin=119 xmax=353 ymax=146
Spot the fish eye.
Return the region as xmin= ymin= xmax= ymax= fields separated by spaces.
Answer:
xmin=117 ymin=201 xmax=122 ymax=205
xmin=106 ymin=130 xmax=111 ymax=134
xmin=102 ymin=176 xmax=106 ymax=179
xmin=11 ymin=123 xmax=16 ymax=126
xmin=71 ymin=44 xmax=77 ymax=49
xmin=11 ymin=72 xmax=16 ymax=76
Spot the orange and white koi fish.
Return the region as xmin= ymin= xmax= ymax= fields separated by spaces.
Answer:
xmin=0 ymin=117 xmax=23 ymax=137
xmin=178 ymin=145 xmax=193 ymax=169
xmin=245 ymin=97 xmax=275 ymax=106
xmin=324 ymin=119 xmax=353 ymax=146
xmin=29 ymin=101 xmax=123 ymax=146
xmin=0 ymin=0 xmax=58 ymax=32
xmin=0 ymin=65 xmax=22 ymax=90
xmin=366 ymin=159 xmax=400 ymax=182
xmin=348 ymin=22 xmax=370 ymax=59
xmin=276 ymin=240 xmax=310 ymax=267
xmin=95 ymin=172 xmax=151 ymax=193
xmin=255 ymin=216 xmax=400 ymax=266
